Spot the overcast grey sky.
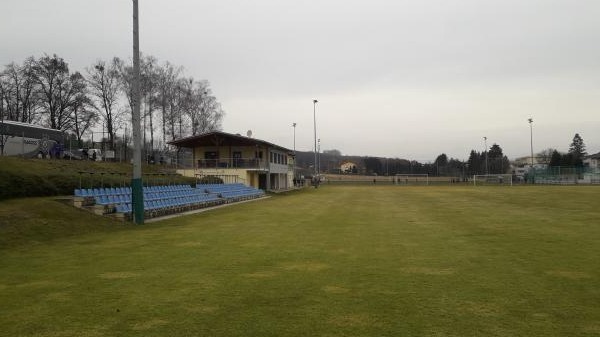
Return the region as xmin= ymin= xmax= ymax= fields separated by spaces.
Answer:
xmin=2 ymin=0 xmax=599 ymax=160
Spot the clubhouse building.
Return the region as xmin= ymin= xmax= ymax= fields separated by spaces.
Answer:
xmin=169 ymin=131 xmax=294 ymax=191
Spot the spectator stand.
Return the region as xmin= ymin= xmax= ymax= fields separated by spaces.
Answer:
xmin=73 ymin=182 xmax=267 ymax=221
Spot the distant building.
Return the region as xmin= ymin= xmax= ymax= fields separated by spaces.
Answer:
xmin=511 ymin=156 xmax=547 ymax=177
xmin=340 ymin=161 xmax=357 ymax=174
xmin=584 ymin=152 xmax=600 ymax=170
xmin=169 ymin=131 xmax=294 ymax=191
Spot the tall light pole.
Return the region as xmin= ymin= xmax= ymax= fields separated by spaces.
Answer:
xmin=313 ymin=99 xmax=318 ymax=178
xmin=131 ymin=0 xmax=144 ymax=224
xmin=292 ymin=122 xmax=296 ymax=183
xmin=292 ymin=123 xmax=296 ymax=154
xmin=484 ymin=136 xmax=489 ymax=175
xmin=528 ymin=118 xmax=534 ymax=167
xmin=0 ymin=101 xmax=5 ymax=156
xmin=318 ymin=138 xmax=321 ymax=175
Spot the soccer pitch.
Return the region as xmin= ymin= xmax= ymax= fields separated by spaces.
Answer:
xmin=1 ymin=185 xmax=599 ymax=336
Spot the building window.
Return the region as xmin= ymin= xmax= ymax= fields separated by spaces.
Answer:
xmin=233 ymin=151 xmax=242 ymax=167
xmin=204 ymin=151 xmax=218 ymax=168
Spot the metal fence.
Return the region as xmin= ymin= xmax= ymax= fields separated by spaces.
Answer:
xmin=530 ymin=166 xmax=600 ymax=185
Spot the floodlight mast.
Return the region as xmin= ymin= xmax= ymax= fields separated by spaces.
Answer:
xmin=528 ymin=118 xmax=534 ymax=167
xmin=483 ymin=136 xmax=488 ymax=175
xmin=292 ymin=122 xmax=296 ymax=182
xmin=131 ymin=0 xmax=144 ymax=224
xmin=313 ymin=99 xmax=318 ymax=178
xmin=0 ymin=102 xmax=4 ymax=156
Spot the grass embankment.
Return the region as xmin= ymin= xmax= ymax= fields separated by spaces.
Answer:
xmin=0 ymin=156 xmax=195 ymax=200
xmin=1 ymin=185 xmax=599 ymax=336
xmin=0 ymin=198 xmax=125 ymax=248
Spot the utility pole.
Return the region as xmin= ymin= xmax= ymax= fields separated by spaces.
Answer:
xmin=131 ymin=0 xmax=144 ymax=224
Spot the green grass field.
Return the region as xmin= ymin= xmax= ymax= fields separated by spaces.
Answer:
xmin=1 ymin=185 xmax=599 ymax=336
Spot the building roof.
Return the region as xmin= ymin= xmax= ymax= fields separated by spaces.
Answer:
xmin=584 ymin=152 xmax=600 ymax=159
xmin=168 ymin=131 xmax=293 ymax=153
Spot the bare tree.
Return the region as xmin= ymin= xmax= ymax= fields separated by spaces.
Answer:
xmin=117 ymin=55 xmax=223 ymax=148
xmin=70 ymin=92 xmax=98 ymax=148
xmin=115 ymin=57 xmax=134 ymax=115
xmin=0 ymin=60 xmax=38 ymax=122
xmin=87 ymin=58 xmax=122 ymax=150
xmin=155 ymin=62 xmax=181 ymax=144
xmin=186 ymin=80 xmax=223 ymax=135
xmin=116 ymin=55 xmax=160 ymax=156
xmin=0 ymin=63 xmax=21 ymax=121
xmin=141 ymin=55 xmax=158 ymax=155
xmin=33 ymin=54 xmax=85 ymax=130
xmin=536 ymin=148 xmax=555 ymax=164
xmin=19 ymin=57 xmax=39 ymax=123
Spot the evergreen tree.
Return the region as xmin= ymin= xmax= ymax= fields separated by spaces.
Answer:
xmin=434 ymin=153 xmax=448 ymax=176
xmin=486 ymin=144 xmax=510 ymax=174
xmin=568 ymin=133 xmax=586 ymax=166
xmin=467 ymin=150 xmax=482 ymax=175
xmin=549 ymin=150 xmax=562 ymax=167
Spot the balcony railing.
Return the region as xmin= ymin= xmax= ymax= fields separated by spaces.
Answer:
xmin=196 ymin=157 xmax=270 ymax=170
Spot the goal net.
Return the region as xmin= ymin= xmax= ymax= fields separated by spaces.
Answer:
xmin=394 ymin=174 xmax=429 ymax=185
xmin=473 ymin=174 xmax=513 ymax=186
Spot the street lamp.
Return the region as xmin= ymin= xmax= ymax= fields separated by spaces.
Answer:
xmin=528 ymin=118 xmax=534 ymax=167
xmin=483 ymin=136 xmax=488 ymax=175
xmin=313 ymin=99 xmax=318 ymax=178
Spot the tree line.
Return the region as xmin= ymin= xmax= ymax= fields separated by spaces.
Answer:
xmin=547 ymin=133 xmax=587 ymax=167
xmin=300 ymin=132 xmax=592 ymax=177
xmin=0 ymin=53 xmax=224 ymax=155
xmin=295 ymin=143 xmax=511 ymax=177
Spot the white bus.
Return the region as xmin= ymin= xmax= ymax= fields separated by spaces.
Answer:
xmin=0 ymin=120 xmax=65 ymax=158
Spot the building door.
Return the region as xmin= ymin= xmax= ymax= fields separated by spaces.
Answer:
xmin=233 ymin=151 xmax=242 ymax=168
xmin=258 ymin=174 xmax=267 ymax=190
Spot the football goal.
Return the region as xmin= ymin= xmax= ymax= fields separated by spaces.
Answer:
xmin=395 ymin=174 xmax=429 ymax=185
xmin=473 ymin=174 xmax=513 ymax=186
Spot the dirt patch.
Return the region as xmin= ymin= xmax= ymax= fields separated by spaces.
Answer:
xmin=132 ymin=318 xmax=169 ymax=331
xmin=401 ymin=267 xmax=455 ymax=275
xmin=240 ymin=242 xmax=267 ymax=248
xmin=99 ymin=272 xmax=140 ymax=279
xmin=176 ymin=241 xmax=205 ymax=248
xmin=16 ymin=280 xmax=64 ymax=288
xmin=546 ymin=270 xmax=591 ymax=280
xmin=242 ymin=271 xmax=278 ymax=279
xmin=45 ymin=291 xmax=71 ymax=302
xmin=323 ymin=285 xmax=350 ymax=294
xmin=459 ymin=301 xmax=502 ymax=317
xmin=185 ymin=305 xmax=219 ymax=314
xmin=328 ymin=313 xmax=382 ymax=327
xmin=583 ymin=324 xmax=600 ymax=334
xmin=281 ymin=262 xmax=330 ymax=272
